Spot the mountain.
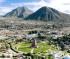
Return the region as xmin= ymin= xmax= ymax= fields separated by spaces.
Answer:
xmin=25 ymin=6 xmax=70 ymax=22
xmin=4 ymin=6 xmax=32 ymax=18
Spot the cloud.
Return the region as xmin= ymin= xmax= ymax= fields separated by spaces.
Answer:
xmin=0 ymin=0 xmax=5 ymax=4
xmin=0 ymin=0 xmax=70 ymax=15
xmin=0 ymin=0 xmax=4 ymax=2
xmin=47 ymin=0 xmax=70 ymax=14
xmin=0 ymin=6 xmax=16 ymax=15
xmin=10 ymin=0 xmax=48 ymax=11
xmin=11 ymin=0 xmax=70 ymax=14
xmin=0 ymin=8 xmax=10 ymax=15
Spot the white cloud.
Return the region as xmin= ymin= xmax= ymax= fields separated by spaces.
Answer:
xmin=47 ymin=0 xmax=70 ymax=14
xmin=0 ymin=0 xmax=5 ymax=4
xmin=10 ymin=0 xmax=48 ymax=11
xmin=0 ymin=0 xmax=70 ymax=15
xmin=23 ymin=0 xmax=47 ymax=11
xmin=0 ymin=7 xmax=16 ymax=15
xmin=0 ymin=0 xmax=4 ymax=3
xmin=13 ymin=0 xmax=70 ymax=14
xmin=24 ymin=0 xmax=70 ymax=14
xmin=0 ymin=8 xmax=10 ymax=15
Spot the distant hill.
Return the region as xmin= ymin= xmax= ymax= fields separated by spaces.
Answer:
xmin=4 ymin=6 xmax=32 ymax=18
xmin=25 ymin=6 xmax=70 ymax=22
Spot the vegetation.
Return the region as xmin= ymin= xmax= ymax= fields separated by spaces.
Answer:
xmin=14 ymin=41 xmax=58 ymax=55
xmin=0 ymin=17 xmax=69 ymax=59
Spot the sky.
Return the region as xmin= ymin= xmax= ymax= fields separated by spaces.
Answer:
xmin=0 ymin=0 xmax=70 ymax=15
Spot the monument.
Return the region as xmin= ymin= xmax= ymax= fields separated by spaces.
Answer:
xmin=30 ymin=38 xmax=37 ymax=48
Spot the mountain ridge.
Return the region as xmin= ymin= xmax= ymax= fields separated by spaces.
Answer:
xmin=25 ymin=6 xmax=70 ymax=22
xmin=4 ymin=6 xmax=70 ymax=23
xmin=4 ymin=6 xmax=32 ymax=18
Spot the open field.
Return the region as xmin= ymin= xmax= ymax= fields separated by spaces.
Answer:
xmin=14 ymin=41 xmax=58 ymax=55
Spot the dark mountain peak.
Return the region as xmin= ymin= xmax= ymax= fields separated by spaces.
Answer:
xmin=25 ymin=6 xmax=70 ymax=22
xmin=4 ymin=6 xmax=32 ymax=18
xmin=39 ymin=6 xmax=48 ymax=10
xmin=25 ymin=6 xmax=60 ymax=21
xmin=37 ymin=6 xmax=50 ymax=13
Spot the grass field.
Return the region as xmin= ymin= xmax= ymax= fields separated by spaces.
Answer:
xmin=14 ymin=41 xmax=58 ymax=55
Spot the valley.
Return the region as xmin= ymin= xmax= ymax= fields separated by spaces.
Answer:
xmin=0 ymin=6 xmax=70 ymax=59
xmin=0 ymin=17 xmax=70 ymax=59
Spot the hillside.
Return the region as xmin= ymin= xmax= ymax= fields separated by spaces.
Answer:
xmin=4 ymin=6 xmax=32 ymax=18
xmin=25 ymin=6 xmax=70 ymax=22
xmin=4 ymin=6 xmax=70 ymax=23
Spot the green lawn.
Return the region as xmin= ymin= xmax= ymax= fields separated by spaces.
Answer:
xmin=14 ymin=41 xmax=58 ymax=55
